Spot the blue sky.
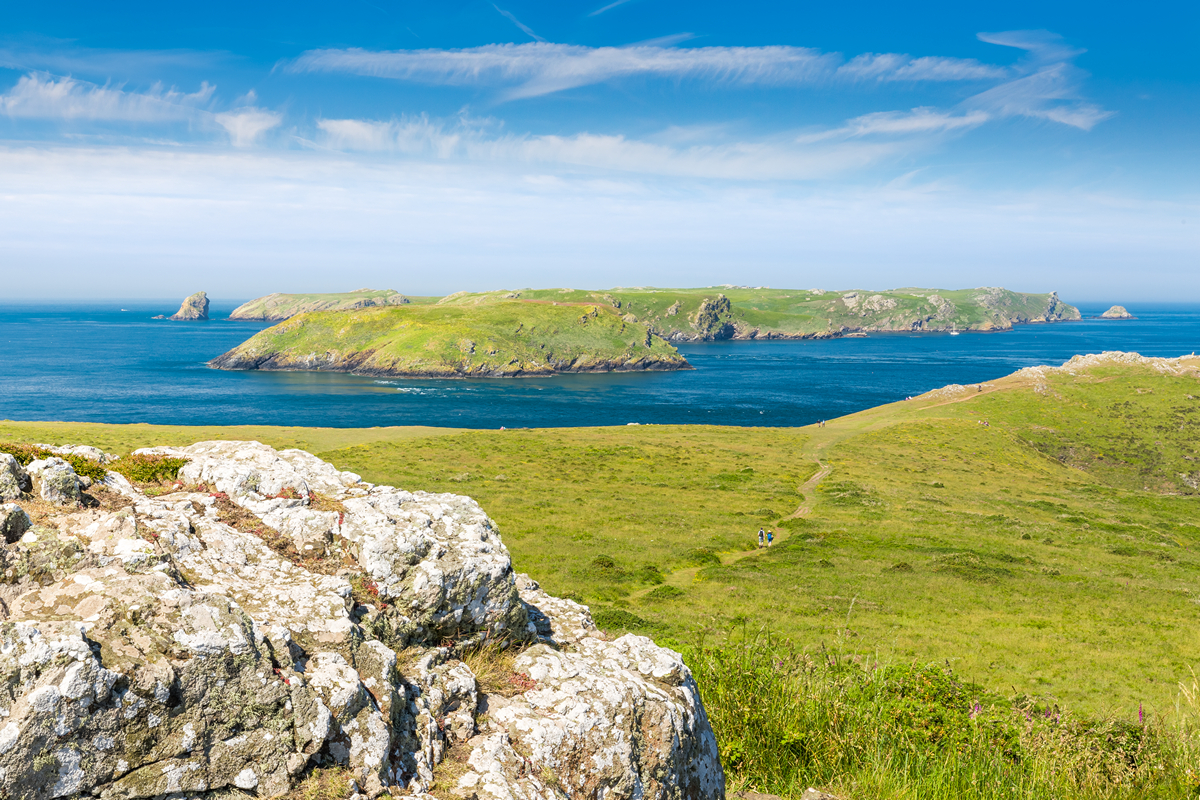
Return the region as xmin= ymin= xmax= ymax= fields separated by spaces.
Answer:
xmin=1 ymin=1 xmax=1196 ymax=301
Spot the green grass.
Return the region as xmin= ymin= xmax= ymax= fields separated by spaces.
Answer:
xmin=436 ymin=285 xmax=1079 ymax=338
xmin=212 ymin=299 xmax=688 ymax=376
xmin=227 ymin=288 xmax=438 ymax=320
xmin=5 ymin=355 xmax=1200 ymax=797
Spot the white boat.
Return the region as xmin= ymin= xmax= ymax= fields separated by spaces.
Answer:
xmin=949 ymin=331 xmax=960 ymax=336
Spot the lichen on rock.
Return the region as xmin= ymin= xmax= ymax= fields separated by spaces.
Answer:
xmin=0 ymin=440 xmax=723 ymax=800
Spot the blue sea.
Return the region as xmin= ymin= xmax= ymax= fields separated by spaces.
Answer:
xmin=1 ymin=301 xmax=1197 ymax=429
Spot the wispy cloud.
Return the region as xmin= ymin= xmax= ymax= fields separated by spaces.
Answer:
xmin=316 ymin=113 xmax=903 ymax=180
xmin=492 ymin=5 xmax=545 ymax=43
xmin=589 ymin=0 xmax=636 ymax=17
xmin=798 ymin=107 xmax=990 ymax=143
xmin=216 ymin=107 xmax=283 ymax=146
xmin=0 ymin=73 xmax=214 ymax=121
xmin=969 ymin=31 xmax=1113 ymax=130
xmin=288 ymin=42 xmax=1004 ymax=101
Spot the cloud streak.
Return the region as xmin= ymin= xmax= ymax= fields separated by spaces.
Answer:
xmin=0 ymin=73 xmax=213 ymax=122
xmin=492 ymin=5 xmax=545 ymax=43
xmin=288 ymin=42 xmax=1005 ymax=100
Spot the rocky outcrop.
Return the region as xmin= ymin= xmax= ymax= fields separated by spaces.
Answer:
xmin=0 ymin=440 xmax=723 ymax=799
xmin=165 ymin=292 xmax=209 ymax=321
xmin=25 ymin=457 xmax=83 ymax=504
xmin=1100 ymin=305 xmax=1135 ymax=319
xmin=0 ymin=453 xmax=30 ymax=500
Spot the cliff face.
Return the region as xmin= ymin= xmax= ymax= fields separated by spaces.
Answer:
xmin=229 ymin=289 xmax=411 ymax=321
xmin=0 ymin=440 xmax=723 ymax=799
xmin=168 ymin=291 xmax=209 ymax=321
xmin=211 ymin=301 xmax=691 ymax=378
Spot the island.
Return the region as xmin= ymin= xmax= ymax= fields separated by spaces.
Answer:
xmin=210 ymin=298 xmax=690 ymax=377
xmin=153 ymin=290 xmax=209 ymax=320
xmin=1100 ymin=305 xmax=1135 ymax=319
xmin=474 ymin=286 xmax=1081 ymax=340
xmin=228 ymin=288 xmax=416 ymax=320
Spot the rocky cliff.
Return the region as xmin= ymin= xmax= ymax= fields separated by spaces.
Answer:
xmin=167 ymin=292 xmax=209 ymax=321
xmin=0 ymin=441 xmax=722 ymax=799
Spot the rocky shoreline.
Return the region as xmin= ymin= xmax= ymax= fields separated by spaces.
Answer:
xmin=0 ymin=441 xmax=722 ymax=799
xmin=208 ymin=350 xmax=692 ymax=377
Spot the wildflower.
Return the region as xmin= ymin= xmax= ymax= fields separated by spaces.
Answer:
xmin=970 ymin=701 xmax=982 ymax=719
xmin=1139 ymin=703 xmax=1144 ymax=725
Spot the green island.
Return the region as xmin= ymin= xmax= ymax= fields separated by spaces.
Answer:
xmin=214 ymin=285 xmax=1080 ymax=378
xmin=227 ymin=288 xmax=424 ymax=320
xmin=212 ymin=298 xmax=689 ymax=377
xmin=7 ymin=351 xmax=1200 ymax=798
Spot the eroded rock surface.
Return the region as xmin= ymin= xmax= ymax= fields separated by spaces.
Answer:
xmin=0 ymin=440 xmax=723 ymax=800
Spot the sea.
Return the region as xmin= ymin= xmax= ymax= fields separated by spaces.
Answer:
xmin=1 ymin=301 xmax=1198 ymax=430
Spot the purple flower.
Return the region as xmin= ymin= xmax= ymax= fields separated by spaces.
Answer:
xmin=1139 ymin=704 xmax=1144 ymax=725
xmin=970 ymin=701 xmax=982 ymax=719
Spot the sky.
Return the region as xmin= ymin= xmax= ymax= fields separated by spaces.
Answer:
xmin=0 ymin=1 xmax=1197 ymax=302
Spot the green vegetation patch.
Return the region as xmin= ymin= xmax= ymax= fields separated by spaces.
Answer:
xmin=212 ymin=299 xmax=688 ymax=377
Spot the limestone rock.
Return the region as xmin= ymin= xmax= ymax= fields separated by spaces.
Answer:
xmin=0 ymin=440 xmax=722 ymax=800
xmin=169 ymin=291 xmax=209 ymax=321
xmin=1100 ymin=305 xmax=1135 ymax=319
xmin=26 ymin=457 xmax=82 ymax=505
xmin=0 ymin=453 xmax=30 ymax=500
xmin=1 ymin=503 xmax=31 ymax=543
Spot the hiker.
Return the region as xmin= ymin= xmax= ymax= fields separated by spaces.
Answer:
xmin=758 ymin=528 xmax=765 ymax=547
xmin=767 ymin=530 xmax=774 ymax=546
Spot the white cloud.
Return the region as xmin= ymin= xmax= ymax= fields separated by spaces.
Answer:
xmin=215 ymin=107 xmax=283 ymax=146
xmin=0 ymin=73 xmax=213 ymax=121
xmin=965 ymin=62 xmax=1114 ymax=131
xmin=317 ymin=114 xmax=903 ymax=180
xmin=288 ymin=42 xmax=1003 ymax=100
xmin=798 ymin=107 xmax=990 ymax=143
xmin=0 ymin=145 xmax=1194 ymax=301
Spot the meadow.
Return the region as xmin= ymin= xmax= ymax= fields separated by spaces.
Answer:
xmin=4 ymin=353 xmax=1200 ymax=797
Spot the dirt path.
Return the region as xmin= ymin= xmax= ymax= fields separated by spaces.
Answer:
xmin=628 ymin=382 xmax=1006 ymax=605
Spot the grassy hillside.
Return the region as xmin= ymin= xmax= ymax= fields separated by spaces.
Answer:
xmin=7 ymin=352 xmax=1200 ymax=797
xmin=12 ymin=352 xmax=1197 ymax=719
xmin=437 ymin=285 xmax=1081 ymax=339
xmin=211 ymin=299 xmax=689 ymax=377
xmin=227 ymin=288 xmax=438 ymax=320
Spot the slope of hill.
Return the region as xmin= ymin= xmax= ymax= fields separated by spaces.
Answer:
xmin=210 ymin=299 xmax=690 ymax=377
xmin=227 ymin=288 xmax=431 ymax=320
xmin=438 ymin=285 xmax=1081 ymax=340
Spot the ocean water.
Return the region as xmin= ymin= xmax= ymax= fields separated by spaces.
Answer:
xmin=1 ymin=301 xmax=1198 ymax=429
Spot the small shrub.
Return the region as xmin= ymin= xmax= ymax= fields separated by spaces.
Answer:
xmin=0 ymin=442 xmax=109 ymax=483
xmin=592 ymin=607 xmax=657 ymax=633
xmin=886 ymin=562 xmax=914 ymax=573
xmin=684 ymin=548 xmax=722 ymax=568
xmin=754 ymin=507 xmax=779 ymax=518
xmin=110 ymin=453 xmax=189 ymax=484
xmin=645 ymin=585 xmax=686 ymax=601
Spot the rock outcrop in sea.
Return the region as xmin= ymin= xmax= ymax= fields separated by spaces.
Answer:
xmin=1100 ymin=305 xmax=1135 ymax=319
xmin=0 ymin=441 xmax=723 ymax=799
xmin=161 ymin=292 xmax=209 ymax=321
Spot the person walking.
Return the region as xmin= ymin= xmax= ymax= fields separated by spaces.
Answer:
xmin=758 ymin=528 xmax=765 ymax=547
xmin=767 ymin=530 xmax=774 ymax=546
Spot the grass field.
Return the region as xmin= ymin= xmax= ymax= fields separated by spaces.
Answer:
xmin=5 ymin=352 xmax=1200 ymax=796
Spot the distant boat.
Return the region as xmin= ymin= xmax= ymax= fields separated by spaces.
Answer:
xmin=950 ymin=331 xmax=961 ymax=336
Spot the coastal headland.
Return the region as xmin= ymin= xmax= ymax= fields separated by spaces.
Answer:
xmin=211 ymin=298 xmax=690 ymax=377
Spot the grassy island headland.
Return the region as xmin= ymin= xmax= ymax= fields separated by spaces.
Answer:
xmin=227 ymin=288 xmax=425 ymax=320
xmin=211 ymin=298 xmax=690 ymax=377
xmin=228 ymin=285 xmax=1080 ymax=337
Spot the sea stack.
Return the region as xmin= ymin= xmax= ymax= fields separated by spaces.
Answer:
xmin=1100 ymin=305 xmax=1135 ymax=319
xmin=169 ymin=291 xmax=210 ymax=320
